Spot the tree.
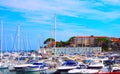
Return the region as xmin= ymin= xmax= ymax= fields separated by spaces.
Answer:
xmin=44 ymin=38 xmax=55 ymax=48
xmin=30 ymin=50 xmax=37 ymax=53
xmin=68 ymin=36 xmax=75 ymax=43
xmin=95 ymin=38 xmax=111 ymax=52
xmin=56 ymin=41 xmax=62 ymax=47
xmin=111 ymin=42 xmax=120 ymax=52
xmin=44 ymin=38 xmax=55 ymax=44
xmin=67 ymin=36 xmax=75 ymax=47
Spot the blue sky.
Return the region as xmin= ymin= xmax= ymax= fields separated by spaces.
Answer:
xmin=0 ymin=0 xmax=120 ymax=51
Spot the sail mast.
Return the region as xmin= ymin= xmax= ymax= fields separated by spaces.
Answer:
xmin=54 ymin=13 xmax=56 ymax=49
xmin=38 ymin=35 xmax=40 ymax=49
xmin=18 ymin=24 xmax=20 ymax=63
xmin=26 ymin=34 xmax=28 ymax=54
xmin=0 ymin=20 xmax=3 ymax=59
xmin=54 ymin=13 xmax=56 ymax=55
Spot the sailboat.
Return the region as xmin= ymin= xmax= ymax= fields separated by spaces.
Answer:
xmin=14 ymin=24 xmax=31 ymax=71
xmin=0 ymin=20 xmax=9 ymax=69
xmin=8 ymin=35 xmax=18 ymax=71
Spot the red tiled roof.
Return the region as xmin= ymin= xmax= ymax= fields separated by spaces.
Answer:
xmin=76 ymin=36 xmax=120 ymax=43
xmin=76 ymin=36 xmax=107 ymax=38
xmin=110 ymin=37 xmax=120 ymax=42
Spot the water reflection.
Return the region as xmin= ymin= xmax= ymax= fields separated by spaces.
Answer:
xmin=24 ymin=71 xmax=40 ymax=74
xmin=0 ymin=69 xmax=15 ymax=74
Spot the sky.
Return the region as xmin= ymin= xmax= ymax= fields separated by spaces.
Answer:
xmin=0 ymin=0 xmax=120 ymax=51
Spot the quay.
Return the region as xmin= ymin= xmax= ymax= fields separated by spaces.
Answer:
xmin=45 ymin=47 xmax=102 ymax=55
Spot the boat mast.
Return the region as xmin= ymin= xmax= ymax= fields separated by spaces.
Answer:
xmin=50 ymin=22 xmax=53 ymax=48
xmin=18 ymin=24 xmax=20 ymax=63
xmin=54 ymin=13 xmax=56 ymax=53
xmin=84 ymin=25 xmax=86 ymax=47
xmin=0 ymin=20 xmax=3 ymax=59
xmin=84 ymin=25 xmax=87 ymax=56
xmin=38 ymin=35 xmax=40 ymax=49
xmin=26 ymin=33 xmax=28 ymax=54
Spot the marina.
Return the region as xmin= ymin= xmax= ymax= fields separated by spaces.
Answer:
xmin=0 ymin=47 xmax=120 ymax=74
xmin=0 ymin=20 xmax=120 ymax=74
xmin=1 ymin=0 xmax=120 ymax=74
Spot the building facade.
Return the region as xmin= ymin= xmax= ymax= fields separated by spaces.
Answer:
xmin=72 ymin=36 xmax=120 ymax=47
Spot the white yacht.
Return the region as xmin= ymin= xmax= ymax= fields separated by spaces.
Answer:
xmin=23 ymin=61 xmax=49 ymax=72
xmin=14 ymin=64 xmax=32 ymax=71
xmin=68 ymin=57 xmax=111 ymax=74
xmin=111 ymin=60 xmax=120 ymax=72
xmin=68 ymin=69 xmax=99 ymax=74
xmin=0 ymin=63 xmax=8 ymax=69
xmin=55 ymin=60 xmax=79 ymax=73
xmin=23 ymin=64 xmax=40 ymax=72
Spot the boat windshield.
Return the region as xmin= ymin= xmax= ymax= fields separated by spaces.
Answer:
xmin=62 ymin=60 xmax=78 ymax=66
xmin=89 ymin=60 xmax=102 ymax=65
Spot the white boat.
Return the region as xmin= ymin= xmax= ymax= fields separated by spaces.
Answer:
xmin=87 ymin=58 xmax=108 ymax=69
xmin=87 ymin=60 xmax=103 ymax=69
xmin=57 ymin=66 xmax=78 ymax=71
xmin=23 ymin=62 xmax=49 ymax=72
xmin=23 ymin=64 xmax=40 ymax=72
xmin=14 ymin=64 xmax=32 ymax=71
xmin=0 ymin=63 xmax=8 ymax=69
xmin=68 ymin=69 xmax=99 ymax=74
xmin=112 ymin=66 xmax=120 ymax=72
xmin=0 ymin=58 xmax=9 ymax=69
xmin=9 ymin=63 xmax=16 ymax=71
xmin=111 ymin=60 xmax=120 ymax=72
xmin=56 ymin=60 xmax=79 ymax=72
xmin=68 ymin=57 xmax=112 ymax=74
xmin=99 ymin=59 xmax=120 ymax=73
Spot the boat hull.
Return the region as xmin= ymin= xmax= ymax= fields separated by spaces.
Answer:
xmin=0 ymin=64 xmax=8 ymax=69
xmin=88 ymin=66 xmax=102 ymax=69
xmin=14 ymin=67 xmax=23 ymax=71
xmin=23 ymin=67 xmax=40 ymax=72
xmin=68 ymin=69 xmax=99 ymax=74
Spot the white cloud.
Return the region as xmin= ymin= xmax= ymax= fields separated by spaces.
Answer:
xmin=0 ymin=0 xmax=44 ymax=11
xmin=1 ymin=0 xmax=120 ymax=49
xmin=1 ymin=0 xmax=120 ymax=22
xmin=24 ymin=15 xmax=53 ymax=25
xmin=102 ymin=0 xmax=120 ymax=5
xmin=1 ymin=0 xmax=120 ymax=36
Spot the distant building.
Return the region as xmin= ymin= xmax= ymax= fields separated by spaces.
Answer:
xmin=71 ymin=36 xmax=120 ymax=47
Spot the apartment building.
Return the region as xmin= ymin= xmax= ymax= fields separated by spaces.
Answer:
xmin=72 ymin=36 xmax=120 ymax=47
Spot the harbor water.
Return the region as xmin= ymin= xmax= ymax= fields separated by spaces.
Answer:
xmin=0 ymin=69 xmax=55 ymax=74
